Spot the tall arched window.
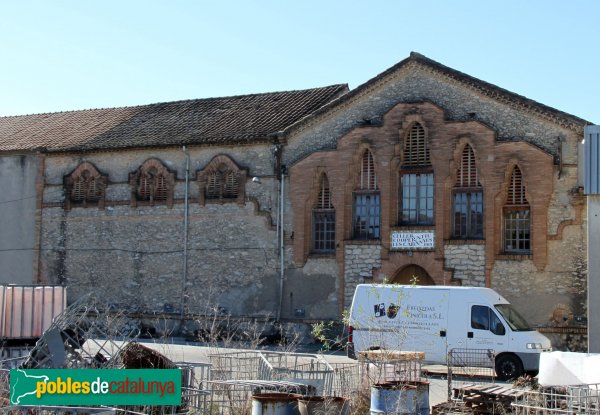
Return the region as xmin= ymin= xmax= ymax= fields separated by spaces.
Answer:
xmin=129 ymin=159 xmax=175 ymax=207
xmin=64 ymin=162 xmax=107 ymax=209
xmin=400 ymin=122 xmax=434 ymax=225
xmin=504 ymin=166 xmax=530 ymax=253
xmin=312 ymin=174 xmax=335 ymax=253
xmin=453 ymin=144 xmax=483 ymax=238
xmin=353 ymin=149 xmax=380 ymax=239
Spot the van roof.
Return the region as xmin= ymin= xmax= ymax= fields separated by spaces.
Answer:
xmin=354 ymin=284 xmax=509 ymax=303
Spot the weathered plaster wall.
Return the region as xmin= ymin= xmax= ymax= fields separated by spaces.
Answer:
xmin=0 ymin=154 xmax=38 ymax=284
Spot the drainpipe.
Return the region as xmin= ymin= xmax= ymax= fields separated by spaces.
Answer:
xmin=277 ymin=166 xmax=285 ymax=321
xmin=271 ymin=138 xmax=285 ymax=322
xmin=180 ymin=146 xmax=190 ymax=323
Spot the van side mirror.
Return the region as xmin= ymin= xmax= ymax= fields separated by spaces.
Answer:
xmin=494 ymin=323 xmax=506 ymax=335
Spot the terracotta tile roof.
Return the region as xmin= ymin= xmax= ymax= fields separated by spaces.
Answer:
xmin=284 ymin=52 xmax=591 ymax=136
xmin=0 ymin=84 xmax=348 ymax=152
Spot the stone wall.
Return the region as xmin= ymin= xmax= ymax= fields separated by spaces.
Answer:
xmin=285 ymin=64 xmax=578 ymax=168
xmin=344 ymin=243 xmax=381 ymax=307
xmin=40 ymin=201 xmax=279 ymax=315
xmin=444 ymin=243 xmax=486 ymax=286
xmin=492 ymin=223 xmax=587 ymax=326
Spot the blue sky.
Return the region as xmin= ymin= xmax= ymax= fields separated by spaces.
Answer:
xmin=1 ymin=1 xmax=598 ymax=123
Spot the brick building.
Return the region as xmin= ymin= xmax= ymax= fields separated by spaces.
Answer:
xmin=0 ymin=53 xmax=591 ymax=344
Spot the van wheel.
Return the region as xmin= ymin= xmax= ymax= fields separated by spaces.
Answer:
xmin=495 ymin=354 xmax=523 ymax=381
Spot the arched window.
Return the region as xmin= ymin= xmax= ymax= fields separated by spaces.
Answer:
xmin=453 ymin=145 xmax=483 ymax=239
xmin=313 ymin=174 xmax=335 ymax=253
xmin=197 ymin=155 xmax=247 ymax=206
xmin=137 ymin=167 xmax=168 ymax=202
xmin=206 ymin=165 xmax=239 ymax=200
xmin=400 ymin=122 xmax=434 ymax=225
xmin=129 ymin=159 xmax=175 ymax=208
xmin=504 ymin=166 xmax=530 ymax=253
xmin=64 ymin=162 xmax=107 ymax=209
xmin=353 ymin=149 xmax=380 ymax=239
xmin=403 ymin=122 xmax=430 ymax=167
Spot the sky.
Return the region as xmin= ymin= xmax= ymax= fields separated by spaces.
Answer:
xmin=1 ymin=1 xmax=598 ymax=123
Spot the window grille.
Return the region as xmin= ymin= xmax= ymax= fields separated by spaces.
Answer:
xmin=313 ymin=175 xmax=335 ymax=252
xmin=313 ymin=211 xmax=336 ymax=252
xmin=504 ymin=166 xmax=530 ymax=253
xmin=452 ymin=145 xmax=483 ymax=238
xmin=456 ymin=145 xmax=479 ymax=187
xmin=401 ymin=173 xmax=434 ymax=225
xmin=70 ymin=170 xmax=103 ymax=205
xmin=206 ymin=172 xmax=221 ymax=199
xmin=453 ymin=191 xmax=483 ymax=239
xmin=403 ymin=123 xmax=430 ymax=167
xmin=223 ymin=171 xmax=238 ymax=198
xmin=317 ymin=175 xmax=332 ymax=209
xmin=155 ymin=174 xmax=168 ymax=201
xmin=198 ymin=155 xmax=246 ymax=206
xmin=206 ymin=166 xmax=239 ymax=200
xmin=72 ymin=177 xmax=85 ymax=202
xmin=138 ymin=173 xmax=153 ymax=201
xmin=353 ymin=193 xmax=380 ymax=240
xmin=507 ymin=166 xmax=528 ymax=205
xmin=360 ymin=150 xmax=377 ymax=190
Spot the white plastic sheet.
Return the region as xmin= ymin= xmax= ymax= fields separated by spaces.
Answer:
xmin=539 ymin=351 xmax=600 ymax=386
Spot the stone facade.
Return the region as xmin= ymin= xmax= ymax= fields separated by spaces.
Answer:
xmin=343 ymin=244 xmax=382 ymax=307
xmin=444 ymin=243 xmax=486 ymax=287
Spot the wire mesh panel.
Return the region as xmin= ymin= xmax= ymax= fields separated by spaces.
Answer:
xmin=20 ymin=294 xmax=140 ymax=369
xmin=447 ymin=348 xmax=496 ymax=400
xmin=328 ymin=363 xmax=361 ymax=397
xmin=208 ymin=351 xmax=271 ymax=381
xmin=512 ymin=384 xmax=600 ymax=414
xmin=260 ymin=351 xmax=335 ymax=396
xmin=357 ymin=350 xmax=425 ymax=388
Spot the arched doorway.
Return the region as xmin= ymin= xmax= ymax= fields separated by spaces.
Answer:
xmin=391 ymin=264 xmax=435 ymax=285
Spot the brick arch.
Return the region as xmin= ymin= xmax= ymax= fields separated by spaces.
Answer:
xmin=492 ymin=161 xmax=531 ymax=255
xmin=313 ymin=170 xmax=334 ymax=209
xmin=197 ymin=154 xmax=247 ymax=206
xmin=381 ymin=251 xmax=447 ymax=285
xmin=496 ymin=161 xmax=534 ymax=208
xmin=449 ymin=137 xmax=485 ymax=188
xmin=391 ymin=264 xmax=435 ymax=285
xmin=129 ymin=158 xmax=176 ymax=208
xmin=64 ymin=161 xmax=107 ymax=210
xmin=400 ymin=115 xmax=431 ymax=167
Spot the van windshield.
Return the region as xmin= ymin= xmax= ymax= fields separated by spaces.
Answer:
xmin=494 ymin=304 xmax=533 ymax=331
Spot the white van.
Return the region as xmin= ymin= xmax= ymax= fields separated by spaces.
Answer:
xmin=346 ymin=284 xmax=552 ymax=380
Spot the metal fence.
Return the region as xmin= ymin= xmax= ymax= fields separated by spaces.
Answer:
xmin=512 ymin=384 xmax=600 ymax=414
xmin=447 ymin=348 xmax=496 ymax=400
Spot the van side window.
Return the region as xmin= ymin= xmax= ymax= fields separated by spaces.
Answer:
xmin=471 ymin=305 xmax=489 ymax=330
xmin=471 ymin=305 xmax=506 ymax=335
xmin=490 ymin=311 xmax=506 ymax=335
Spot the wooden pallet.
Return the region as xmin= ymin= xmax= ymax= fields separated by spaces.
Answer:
xmin=450 ymin=383 xmax=525 ymax=415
